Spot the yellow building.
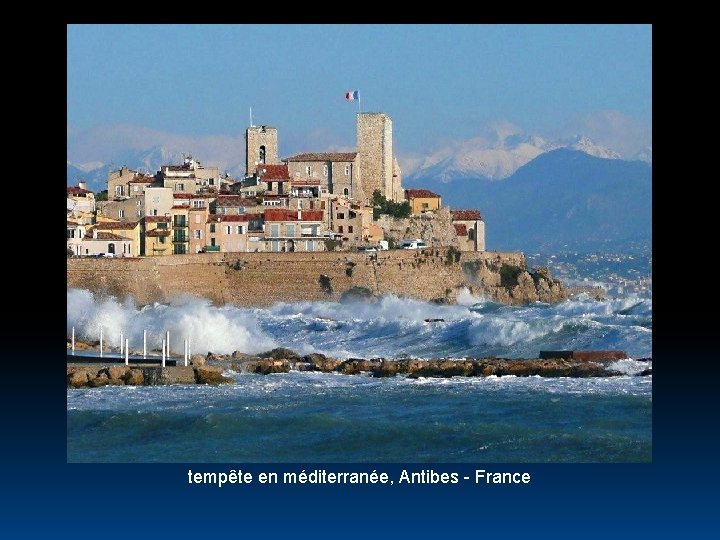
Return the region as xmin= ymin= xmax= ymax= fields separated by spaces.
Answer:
xmin=404 ymin=189 xmax=442 ymax=214
xmin=88 ymin=220 xmax=141 ymax=257
xmin=143 ymin=216 xmax=172 ymax=256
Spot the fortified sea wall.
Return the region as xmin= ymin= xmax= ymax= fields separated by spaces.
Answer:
xmin=66 ymin=248 xmax=567 ymax=307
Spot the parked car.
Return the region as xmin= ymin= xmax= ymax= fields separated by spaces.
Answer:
xmin=399 ymin=239 xmax=427 ymax=250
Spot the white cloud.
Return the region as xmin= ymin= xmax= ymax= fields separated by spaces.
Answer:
xmin=552 ymin=110 xmax=652 ymax=159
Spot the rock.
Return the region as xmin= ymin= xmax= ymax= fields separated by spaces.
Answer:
xmin=231 ymin=350 xmax=247 ymax=359
xmin=67 ymin=369 xmax=90 ymax=388
xmin=339 ymin=286 xmax=375 ymax=303
xmin=102 ymin=366 xmax=129 ymax=380
xmin=194 ymin=366 xmax=234 ymax=384
xmin=336 ymin=358 xmax=381 ymax=374
xmin=245 ymin=359 xmax=290 ymax=375
xmin=311 ymin=357 xmax=343 ymax=372
xmin=88 ymin=377 xmax=110 ymax=388
xmin=372 ymin=360 xmax=402 ymax=377
xmin=259 ymin=347 xmax=301 ymax=361
xmin=638 ymin=368 xmax=653 ymax=376
xmin=124 ymin=369 xmax=144 ymax=385
xmin=190 ymin=354 xmax=205 ymax=366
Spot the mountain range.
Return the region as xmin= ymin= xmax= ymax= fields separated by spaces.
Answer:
xmin=405 ymin=148 xmax=651 ymax=252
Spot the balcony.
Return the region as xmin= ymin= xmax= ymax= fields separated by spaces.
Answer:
xmin=204 ymin=245 xmax=220 ymax=252
xmin=173 ymin=234 xmax=188 ymax=243
xmin=173 ymin=218 xmax=188 ymax=228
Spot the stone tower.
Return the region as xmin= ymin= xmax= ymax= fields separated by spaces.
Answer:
xmin=357 ymin=113 xmax=399 ymax=202
xmin=245 ymin=125 xmax=279 ymax=175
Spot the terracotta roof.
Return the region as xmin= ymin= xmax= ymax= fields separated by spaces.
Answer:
xmin=257 ymin=164 xmax=290 ymax=180
xmin=291 ymin=179 xmax=321 ymax=186
xmin=94 ymin=232 xmax=130 ymax=241
xmin=172 ymin=193 xmax=195 ymax=199
xmin=451 ymin=209 xmax=483 ymax=221
xmin=264 ymin=209 xmax=324 ymax=222
xmin=93 ymin=221 xmax=139 ymax=230
xmin=220 ymin=214 xmax=250 ymax=222
xmin=128 ymin=176 xmax=155 ymax=183
xmin=144 ymin=216 xmax=170 ymax=223
xmin=67 ymin=221 xmax=80 ymax=227
xmin=405 ymin=189 xmax=441 ymax=199
xmin=284 ymin=152 xmax=357 ymax=162
xmin=453 ymin=224 xmax=468 ymax=236
xmin=217 ymin=195 xmax=258 ymax=206
xmin=145 ymin=229 xmax=170 ymax=237
xmin=67 ymin=186 xmax=92 ymax=195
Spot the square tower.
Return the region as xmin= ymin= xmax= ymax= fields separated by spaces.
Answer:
xmin=245 ymin=125 xmax=279 ymax=175
xmin=357 ymin=113 xmax=397 ymax=202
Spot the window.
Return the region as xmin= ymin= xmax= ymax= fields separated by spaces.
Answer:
xmin=210 ymin=238 xmax=216 ymax=246
xmin=67 ymin=229 xmax=74 ymax=239
xmin=259 ymin=145 xmax=266 ymax=164
xmin=337 ymin=212 xmax=344 ymax=219
xmin=152 ymin=209 xmax=158 ymax=216
xmin=422 ymin=203 xmax=429 ymax=210
xmin=159 ymin=236 xmax=165 ymax=244
xmin=157 ymin=222 xmax=167 ymax=229
xmin=177 ymin=183 xmax=184 ymax=191
xmin=270 ymin=224 xmax=279 ymax=237
xmin=348 ymin=226 xmax=354 ymax=233
xmin=338 ymin=226 xmax=343 ymax=233
xmin=194 ymin=230 xmax=202 ymax=239
xmin=108 ymin=243 xmax=115 ymax=254
xmin=210 ymin=224 xmax=216 ymax=233
xmin=137 ymin=210 xmax=142 ymax=217
xmin=286 ymin=224 xmax=295 ymax=237
xmin=115 ymin=186 xmax=123 ymax=196
xmin=225 ymin=225 xmax=231 ymax=235
xmin=344 ymin=165 xmax=350 ymax=175
xmin=195 ymin=215 xmax=201 ymax=224
xmin=343 ymin=188 xmax=349 ymax=196
xmin=193 ymin=200 xmax=204 ymax=208
xmin=236 ymin=225 xmax=244 ymax=234
xmin=468 ymin=229 xmax=475 ymax=240
xmin=323 ymin=165 xmax=328 ymax=177
xmin=118 ymin=209 xmax=125 ymax=219
xmin=305 ymin=166 xmax=312 ymax=176
xmin=136 ymin=199 xmax=142 ymax=206
xmin=307 ymin=240 xmax=314 ymax=251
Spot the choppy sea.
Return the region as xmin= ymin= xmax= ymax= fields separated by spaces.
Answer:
xmin=67 ymin=251 xmax=652 ymax=463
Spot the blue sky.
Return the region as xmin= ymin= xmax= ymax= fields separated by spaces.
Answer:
xmin=67 ymin=24 xmax=651 ymax=164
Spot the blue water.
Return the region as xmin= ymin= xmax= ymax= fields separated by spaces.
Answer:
xmin=67 ymin=253 xmax=652 ymax=463
xmin=67 ymin=371 xmax=651 ymax=462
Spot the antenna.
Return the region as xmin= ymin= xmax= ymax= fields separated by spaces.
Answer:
xmin=250 ymin=106 xmax=254 ymax=127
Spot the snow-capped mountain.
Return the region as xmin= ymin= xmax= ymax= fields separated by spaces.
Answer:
xmin=404 ymin=131 xmax=632 ymax=183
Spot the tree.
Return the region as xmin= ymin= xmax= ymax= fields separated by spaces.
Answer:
xmin=372 ymin=190 xmax=411 ymax=220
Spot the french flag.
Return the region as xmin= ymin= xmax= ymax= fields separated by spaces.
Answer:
xmin=345 ymin=90 xmax=359 ymax=101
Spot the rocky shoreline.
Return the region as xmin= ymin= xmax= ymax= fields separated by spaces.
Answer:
xmin=67 ymin=341 xmax=651 ymax=387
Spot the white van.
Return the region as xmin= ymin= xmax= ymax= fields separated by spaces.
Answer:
xmin=399 ymin=239 xmax=427 ymax=250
